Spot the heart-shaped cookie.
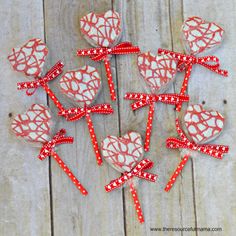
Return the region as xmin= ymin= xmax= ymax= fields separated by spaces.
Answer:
xmin=59 ymin=65 xmax=101 ymax=107
xmin=11 ymin=104 xmax=52 ymax=143
xmin=182 ymin=16 xmax=224 ymax=55
xmin=80 ymin=10 xmax=121 ymax=47
xmin=101 ymin=132 xmax=143 ymax=173
xmin=184 ymin=104 xmax=224 ymax=144
xmin=137 ymin=52 xmax=177 ymax=93
xmin=8 ymin=38 xmax=48 ymax=77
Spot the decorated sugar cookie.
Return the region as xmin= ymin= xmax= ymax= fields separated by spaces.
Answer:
xmin=158 ymin=16 xmax=228 ymax=111
xmin=101 ymin=132 xmax=157 ymax=224
xmin=137 ymin=52 xmax=177 ymax=93
xmin=182 ymin=16 xmax=224 ymax=55
xmin=164 ymin=104 xmax=229 ymax=192
xmin=124 ymin=51 xmax=188 ymax=152
xmin=11 ymin=104 xmax=88 ymax=195
xmin=12 ymin=104 xmax=52 ymax=144
xmin=58 ymin=66 xmax=113 ymax=166
xmin=77 ymin=10 xmax=140 ymax=101
xmin=8 ymin=38 xmax=65 ymax=112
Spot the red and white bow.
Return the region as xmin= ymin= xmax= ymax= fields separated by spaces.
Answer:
xmin=158 ymin=48 xmax=228 ymax=111
xmin=38 ymin=129 xmax=88 ymax=195
xmin=58 ymin=104 xmax=114 ymax=166
xmin=105 ymin=159 xmax=157 ymax=192
xmin=125 ymin=93 xmax=189 ymax=152
xmin=105 ymin=159 xmax=157 ymax=223
xmin=165 ymin=119 xmax=229 ymax=192
xmin=17 ymin=61 xmax=65 ymax=112
xmin=77 ymin=42 xmax=140 ymax=101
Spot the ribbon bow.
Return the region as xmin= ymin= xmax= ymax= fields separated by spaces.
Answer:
xmin=17 ymin=61 xmax=65 ymax=112
xmin=105 ymin=159 xmax=157 ymax=223
xmin=77 ymin=42 xmax=140 ymax=101
xmin=38 ymin=129 xmax=73 ymax=160
xmin=17 ymin=61 xmax=64 ymax=96
xmin=158 ymin=48 xmax=228 ymax=111
xmin=105 ymin=159 xmax=157 ymax=192
xmin=58 ymin=104 xmax=114 ymax=166
xmin=125 ymin=93 xmax=189 ymax=152
xmin=164 ymin=119 xmax=229 ymax=192
xmin=38 ymin=129 xmax=88 ymax=195
xmin=77 ymin=42 xmax=140 ymax=61
xmin=58 ymin=104 xmax=113 ymax=121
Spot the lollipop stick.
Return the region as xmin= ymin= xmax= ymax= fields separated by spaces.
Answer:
xmin=144 ymin=102 xmax=155 ymax=152
xmin=129 ymin=181 xmax=144 ymax=223
xmin=176 ymin=64 xmax=193 ymax=111
xmin=51 ymin=150 xmax=88 ymax=195
xmin=104 ymin=57 xmax=116 ymax=101
xmin=85 ymin=113 xmax=103 ymax=166
xmin=165 ymin=154 xmax=190 ymax=192
xmin=42 ymin=83 xmax=65 ymax=112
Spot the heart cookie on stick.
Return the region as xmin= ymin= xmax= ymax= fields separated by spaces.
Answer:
xmin=58 ymin=66 xmax=114 ymax=166
xmin=11 ymin=104 xmax=88 ymax=195
xmin=125 ymin=52 xmax=188 ymax=152
xmin=165 ymin=104 xmax=229 ymax=192
xmin=8 ymin=38 xmax=65 ymax=112
xmin=101 ymin=132 xmax=158 ymax=224
xmin=77 ymin=10 xmax=140 ymax=101
xmin=158 ymin=16 xmax=228 ymax=111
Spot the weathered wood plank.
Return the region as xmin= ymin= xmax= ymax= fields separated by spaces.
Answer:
xmin=114 ymin=0 xmax=196 ymax=235
xmin=183 ymin=1 xmax=236 ymax=235
xmin=0 ymin=1 xmax=51 ymax=236
xmin=44 ymin=0 xmax=124 ymax=235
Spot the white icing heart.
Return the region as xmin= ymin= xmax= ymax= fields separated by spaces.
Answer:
xmin=59 ymin=65 xmax=101 ymax=107
xmin=80 ymin=10 xmax=122 ymax=47
xmin=184 ymin=104 xmax=224 ymax=144
xmin=182 ymin=16 xmax=224 ymax=55
xmin=138 ymin=52 xmax=177 ymax=93
xmin=101 ymin=132 xmax=143 ymax=173
xmin=8 ymin=38 xmax=48 ymax=77
xmin=11 ymin=104 xmax=52 ymax=143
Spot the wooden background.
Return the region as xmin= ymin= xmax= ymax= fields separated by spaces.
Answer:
xmin=1 ymin=0 xmax=236 ymax=235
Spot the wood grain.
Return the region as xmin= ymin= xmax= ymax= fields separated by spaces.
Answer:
xmin=183 ymin=1 xmax=236 ymax=236
xmin=44 ymin=0 xmax=124 ymax=235
xmin=0 ymin=1 xmax=51 ymax=236
xmin=0 ymin=0 xmax=235 ymax=235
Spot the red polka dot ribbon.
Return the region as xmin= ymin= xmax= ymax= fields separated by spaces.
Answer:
xmin=105 ymin=159 xmax=158 ymax=223
xmin=125 ymin=93 xmax=189 ymax=152
xmin=164 ymin=118 xmax=229 ymax=192
xmin=38 ymin=129 xmax=88 ymax=195
xmin=17 ymin=61 xmax=65 ymax=112
xmin=58 ymin=104 xmax=114 ymax=166
xmin=158 ymin=48 xmax=228 ymax=111
xmin=77 ymin=42 xmax=140 ymax=101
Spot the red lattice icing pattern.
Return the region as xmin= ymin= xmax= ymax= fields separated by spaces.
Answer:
xmin=80 ymin=10 xmax=121 ymax=47
xmin=8 ymin=38 xmax=48 ymax=77
xmin=137 ymin=52 xmax=177 ymax=93
xmin=101 ymin=132 xmax=143 ymax=173
xmin=182 ymin=16 xmax=224 ymax=55
xmin=184 ymin=104 xmax=224 ymax=144
xmin=11 ymin=104 xmax=52 ymax=143
xmin=59 ymin=66 xmax=101 ymax=107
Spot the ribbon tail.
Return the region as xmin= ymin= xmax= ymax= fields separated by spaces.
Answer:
xmin=104 ymin=57 xmax=116 ymax=101
xmin=144 ymin=102 xmax=155 ymax=152
xmin=165 ymin=155 xmax=190 ymax=192
xmin=85 ymin=113 xmax=103 ymax=166
xmin=129 ymin=181 xmax=144 ymax=223
xmin=51 ymin=151 xmax=88 ymax=195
